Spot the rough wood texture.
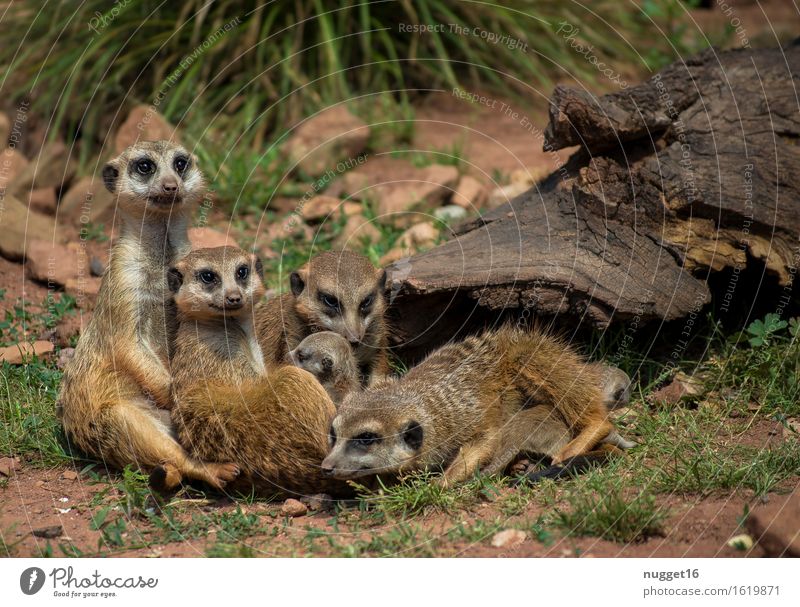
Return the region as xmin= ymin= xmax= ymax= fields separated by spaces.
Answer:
xmin=387 ymin=41 xmax=800 ymax=358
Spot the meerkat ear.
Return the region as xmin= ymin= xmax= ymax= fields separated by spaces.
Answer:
xmin=252 ymin=254 xmax=264 ymax=281
xmin=167 ymin=268 xmax=184 ymax=293
xmin=402 ymin=421 xmax=423 ymax=451
xmin=101 ymin=162 xmax=120 ymax=193
xmin=290 ymin=270 xmax=306 ymax=297
xmin=377 ymin=269 xmax=388 ymax=292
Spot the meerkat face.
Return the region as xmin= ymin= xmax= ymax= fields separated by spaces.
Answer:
xmin=102 ymin=140 xmax=205 ymax=216
xmin=168 ymin=246 xmax=264 ymax=321
xmin=287 ymin=331 xmax=354 ymax=382
xmin=290 ymin=250 xmax=387 ymax=348
xmin=320 ymin=392 xmax=424 ymax=479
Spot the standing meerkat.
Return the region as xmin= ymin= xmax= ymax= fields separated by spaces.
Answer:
xmin=168 ymin=247 xmax=346 ymax=496
xmin=321 ymin=325 xmax=622 ymax=486
xmin=287 ymin=331 xmax=361 ymax=404
xmin=57 ymin=141 xmax=239 ymax=490
xmin=255 ymin=250 xmax=389 ymax=385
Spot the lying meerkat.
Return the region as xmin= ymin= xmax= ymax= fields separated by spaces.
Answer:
xmin=168 ymin=246 xmax=345 ymax=496
xmin=321 ymin=325 xmax=623 ymax=486
xmin=287 ymin=331 xmax=361 ymax=405
xmin=57 ymin=141 xmax=239 ymax=490
xmin=256 ymin=250 xmax=389 ymax=385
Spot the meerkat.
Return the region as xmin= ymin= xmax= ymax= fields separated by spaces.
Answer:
xmin=255 ymin=250 xmax=389 ymax=385
xmin=167 ymin=247 xmax=346 ymax=496
xmin=321 ymin=325 xmax=623 ymax=486
xmin=57 ymin=141 xmax=240 ymax=490
xmin=287 ymin=331 xmax=361 ymax=405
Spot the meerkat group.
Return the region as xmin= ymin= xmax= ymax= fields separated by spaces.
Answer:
xmin=59 ymin=140 xmax=635 ymax=496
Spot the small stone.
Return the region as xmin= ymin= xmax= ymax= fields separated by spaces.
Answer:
xmin=56 ymin=348 xmax=76 ymax=370
xmin=379 ymin=222 xmax=438 ymax=266
xmin=28 ymin=187 xmax=57 ymax=214
xmin=727 ymin=534 xmax=754 ymax=551
xmin=434 ymin=204 xmax=468 ymax=225
xmin=487 ymin=182 xmax=529 ymax=209
xmin=452 ymin=175 xmax=487 ymax=210
xmin=300 ymin=195 xmax=345 ymax=221
xmin=746 ymin=490 xmax=800 ymax=556
xmin=65 ymin=277 xmax=102 ymax=308
xmin=335 ymin=214 xmax=381 ymax=250
xmin=648 ymin=372 xmax=704 ymax=407
xmin=280 ymin=498 xmax=308 ymax=518
xmin=58 ymin=176 xmax=114 ymax=224
xmin=32 ymin=525 xmax=63 ymax=539
xmin=115 ymin=105 xmax=179 ymax=153
xmin=302 ymin=493 xmax=333 ymax=511
xmin=0 ymin=112 xmax=9 ymax=146
xmin=491 ymin=529 xmax=527 ymax=548
xmin=0 ymin=456 xmax=20 ymax=477
xmin=376 ymin=164 xmax=459 ymax=224
xmin=89 ymin=256 xmax=106 ymax=277
xmin=285 ymin=105 xmax=369 ymax=177
xmin=9 ymin=141 xmax=76 ymax=195
xmin=0 ymin=147 xmax=29 ymax=192
xmin=0 ymin=194 xmax=59 ymax=261
xmin=188 ymin=227 xmax=238 ymax=250
xmin=61 ymin=470 xmax=78 ymax=481
xmin=26 ymin=240 xmax=84 ymax=286
xmin=0 ymin=341 xmax=55 ymax=364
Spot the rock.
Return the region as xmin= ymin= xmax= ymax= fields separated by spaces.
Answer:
xmin=58 ymin=176 xmax=115 ymax=224
xmin=648 ymin=372 xmax=705 ymax=407
xmin=300 ymin=195 xmax=345 ymax=221
xmin=487 ymin=182 xmax=529 ymax=209
xmin=0 ymin=340 xmax=55 ymax=364
xmin=280 ymin=498 xmax=308 ymax=518
xmin=746 ymin=489 xmax=800 ymax=556
xmin=188 ymin=227 xmax=237 ymax=250
xmin=452 ymin=175 xmax=487 ymax=210
xmin=286 ymin=105 xmax=369 ymax=177
xmin=89 ymin=256 xmax=105 ymax=277
xmin=727 ymin=534 xmax=754 ymax=551
xmin=9 ymin=141 xmax=76 ymax=195
xmin=61 ymin=470 xmax=78 ymax=481
xmin=115 ymin=105 xmax=179 ymax=153
xmin=65 ymin=276 xmax=102 ymax=307
xmin=0 ymin=194 xmax=58 ymax=261
xmin=379 ymin=222 xmax=439 ymax=266
xmin=335 ymin=213 xmax=382 ymax=250
xmin=32 ymin=525 xmax=63 ymax=539
xmin=56 ymin=347 xmax=76 ymax=370
xmin=0 ymin=456 xmax=20 ymax=477
xmin=0 ymin=147 xmax=29 ymax=192
xmin=26 ymin=240 xmax=84 ymax=286
xmin=28 ymin=187 xmax=57 ymax=214
xmin=490 ymin=529 xmax=527 ymax=548
xmin=434 ymin=204 xmax=468 ymax=225
xmin=0 ymin=112 xmax=9 ymax=147
xmin=376 ymin=164 xmax=459 ymax=225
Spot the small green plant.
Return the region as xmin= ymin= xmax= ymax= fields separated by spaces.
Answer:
xmin=745 ymin=313 xmax=788 ymax=347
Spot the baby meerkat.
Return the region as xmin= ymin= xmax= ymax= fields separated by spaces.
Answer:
xmin=169 ymin=246 xmax=345 ymax=496
xmin=322 ymin=325 xmax=622 ymax=486
xmin=256 ymin=250 xmax=389 ymax=385
xmin=58 ymin=141 xmax=239 ymax=490
xmin=287 ymin=331 xmax=361 ymax=404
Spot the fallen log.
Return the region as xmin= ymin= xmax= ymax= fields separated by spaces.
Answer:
xmin=387 ymin=40 xmax=800 ymax=360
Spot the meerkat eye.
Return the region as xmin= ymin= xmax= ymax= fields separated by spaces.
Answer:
xmin=322 ymin=356 xmax=334 ymax=370
xmin=352 ymin=432 xmax=380 ymax=447
xmin=329 ymin=425 xmax=337 ymax=446
xmin=136 ymin=159 xmax=155 ymax=175
xmin=236 ymin=265 xmax=249 ymax=280
xmin=198 ymin=270 xmax=218 ymax=284
xmin=173 ymin=156 xmax=189 ymax=174
xmin=359 ymin=294 xmax=374 ymax=314
xmin=320 ymin=293 xmax=340 ymax=312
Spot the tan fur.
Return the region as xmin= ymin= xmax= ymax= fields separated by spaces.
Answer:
xmin=287 ymin=331 xmax=361 ymax=405
xmin=169 ymin=247 xmax=346 ymax=496
xmin=323 ymin=325 xmax=620 ymax=486
xmin=255 ymin=250 xmax=389 ymax=385
xmin=57 ymin=142 xmax=239 ymax=490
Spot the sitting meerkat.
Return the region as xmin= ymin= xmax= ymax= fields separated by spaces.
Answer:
xmin=287 ymin=331 xmax=361 ymax=405
xmin=57 ymin=141 xmax=239 ymax=490
xmin=168 ymin=246 xmax=346 ymax=496
xmin=321 ymin=325 xmax=624 ymax=486
xmin=255 ymin=250 xmax=389 ymax=385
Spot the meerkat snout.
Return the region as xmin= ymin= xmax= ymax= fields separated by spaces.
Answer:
xmin=169 ymin=246 xmax=264 ymax=320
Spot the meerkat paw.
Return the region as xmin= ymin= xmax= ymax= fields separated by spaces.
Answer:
xmin=149 ymin=463 xmax=183 ymax=492
xmin=205 ymin=462 xmax=241 ymax=489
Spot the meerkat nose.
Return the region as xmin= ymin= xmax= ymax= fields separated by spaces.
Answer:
xmin=320 ymin=465 xmax=335 ymax=477
xmin=225 ymin=293 xmax=242 ymax=305
xmin=162 ymin=177 xmax=179 ymax=193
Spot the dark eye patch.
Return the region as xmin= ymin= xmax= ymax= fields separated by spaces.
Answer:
xmin=173 ymin=155 xmax=190 ymax=175
xmin=329 ymin=425 xmax=337 ymax=446
xmin=352 ymin=432 xmax=380 ymax=448
xmin=359 ymin=293 xmax=375 ymax=314
xmin=197 ymin=269 xmax=218 ymax=285
xmin=319 ymin=292 xmax=341 ymax=313
xmin=236 ymin=265 xmax=249 ymax=281
xmin=130 ymin=157 xmax=156 ymax=177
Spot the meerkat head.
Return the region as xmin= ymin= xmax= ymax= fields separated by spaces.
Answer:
xmin=289 ymin=250 xmax=387 ymax=347
xmin=168 ymin=246 xmax=264 ymax=321
xmin=287 ymin=331 xmax=358 ymax=384
xmin=102 ymin=140 xmax=205 ymax=217
xmin=320 ymin=388 xmax=424 ymax=479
